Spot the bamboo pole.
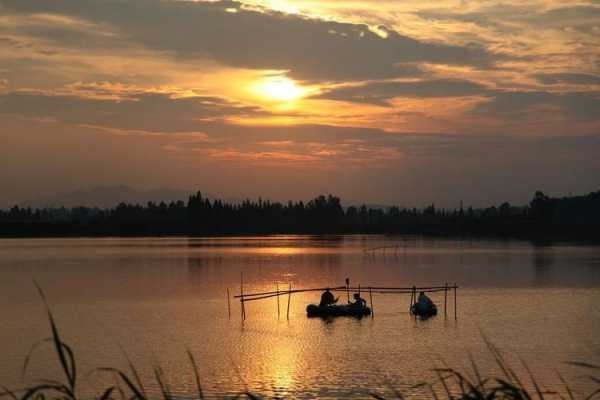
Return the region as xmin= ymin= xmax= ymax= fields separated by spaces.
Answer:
xmin=230 ymin=281 xmax=459 ymax=320
xmin=233 ymin=285 xmax=453 ymax=299
xmin=240 ymin=272 xmax=246 ymax=321
xmin=227 ymin=288 xmax=231 ymax=319
xmin=369 ymin=287 xmax=374 ymax=318
xmin=444 ymin=282 xmax=448 ymax=317
xmin=236 ymin=286 xmax=453 ymax=302
xmin=410 ymin=286 xmax=417 ymax=317
xmin=239 ymin=288 xmax=448 ymax=302
xmin=454 ymin=282 xmax=457 ymax=320
xmin=233 ymin=286 xmax=345 ymax=298
xmin=286 ymin=282 xmax=292 ymax=320
xmin=345 ymin=278 xmax=350 ymax=303
xmin=276 ymin=282 xmax=280 ymax=320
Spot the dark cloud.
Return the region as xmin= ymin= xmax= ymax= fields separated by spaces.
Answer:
xmin=0 ymin=0 xmax=497 ymax=82
xmin=316 ymin=79 xmax=490 ymax=106
xmin=542 ymin=5 xmax=600 ymax=20
xmin=474 ymin=91 xmax=600 ymax=120
xmin=414 ymin=5 xmax=532 ymax=33
xmin=0 ymin=36 xmax=33 ymax=49
xmin=0 ymin=89 xmax=265 ymax=132
xmin=534 ymin=73 xmax=600 ymax=85
xmin=156 ymin=120 xmax=600 ymax=163
xmin=9 ymin=24 xmax=117 ymax=50
xmin=415 ymin=4 xmax=600 ymax=33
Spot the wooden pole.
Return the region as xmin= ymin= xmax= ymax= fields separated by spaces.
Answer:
xmin=369 ymin=287 xmax=374 ymax=318
xmin=345 ymin=278 xmax=350 ymax=303
xmin=233 ymin=285 xmax=454 ymax=299
xmin=454 ymin=283 xmax=457 ymax=320
xmin=286 ymin=283 xmax=292 ymax=320
xmin=276 ymin=282 xmax=280 ymax=320
xmin=409 ymin=288 xmax=414 ymax=314
xmin=410 ymin=286 xmax=417 ymax=317
xmin=444 ymin=282 xmax=448 ymax=317
xmin=227 ymin=288 xmax=231 ymax=319
xmin=240 ymin=272 xmax=246 ymax=320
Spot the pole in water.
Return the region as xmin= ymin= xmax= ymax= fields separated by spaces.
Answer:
xmin=240 ymin=272 xmax=246 ymax=321
xmin=345 ymin=278 xmax=350 ymax=303
xmin=444 ymin=282 xmax=448 ymax=317
xmin=286 ymin=282 xmax=292 ymax=320
xmin=454 ymin=282 xmax=457 ymax=320
xmin=276 ymin=282 xmax=280 ymax=320
xmin=227 ymin=288 xmax=231 ymax=319
xmin=410 ymin=286 xmax=417 ymax=318
xmin=369 ymin=287 xmax=374 ymax=318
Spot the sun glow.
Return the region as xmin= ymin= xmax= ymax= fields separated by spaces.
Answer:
xmin=252 ymin=77 xmax=307 ymax=102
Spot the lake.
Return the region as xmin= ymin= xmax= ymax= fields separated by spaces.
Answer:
xmin=0 ymin=236 xmax=599 ymax=398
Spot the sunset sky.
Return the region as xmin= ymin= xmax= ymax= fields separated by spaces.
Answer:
xmin=1 ymin=0 xmax=599 ymax=208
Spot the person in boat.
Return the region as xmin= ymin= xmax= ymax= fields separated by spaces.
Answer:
xmin=417 ymin=291 xmax=434 ymax=310
xmin=352 ymin=292 xmax=367 ymax=308
xmin=319 ymin=288 xmax=339 ymax=307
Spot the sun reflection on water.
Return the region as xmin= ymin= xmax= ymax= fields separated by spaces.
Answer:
xmin=257 ymin=247 xmax=303 ymax=255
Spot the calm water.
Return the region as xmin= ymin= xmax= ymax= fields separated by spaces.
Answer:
xmin=1 ymin=236 xmax=599 ymax=398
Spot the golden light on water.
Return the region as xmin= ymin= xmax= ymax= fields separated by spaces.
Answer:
xmin=257 ymin=247 xmax=304 ymax=255
xmin=251 ymin=76 xmax=307 ymax=102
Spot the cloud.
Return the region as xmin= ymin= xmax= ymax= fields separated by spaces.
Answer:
xmin=0 ymin=86 xmax=410 ymax=164
xmin=0 ymin=36 xmax=33 ymax=49
xmin=415 ymin=4 xmax=600 ymax=30
xmin=1 ymin=0 xmax=600 ymax=207
xmin=541 ymin=5 xmax=600 ymax=23
xmin=3 ymin=105 xmax=600 ymax=208
xmin=0 ymin=87 xmax=266 ymax=132
xmin=474 ymin=91 xmax=600 ymax=121
xmin=316 ymin=79 xmax=490 ymax=106
xmin=0 ymin=0 xmax=498 ymax=82
xmin=534 ymin=73 xmax=600 ymax=85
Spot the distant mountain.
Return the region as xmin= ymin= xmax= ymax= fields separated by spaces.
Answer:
xmin=20 ymin=186 xmax=195 ymax=209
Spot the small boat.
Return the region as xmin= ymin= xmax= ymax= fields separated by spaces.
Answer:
xmin=411 ymin=302 xmax=438 ymax=318
xmin=306 ymin=303 xmax=372 ymax=318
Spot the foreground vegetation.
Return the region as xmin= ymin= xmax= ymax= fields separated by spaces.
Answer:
xmin=1 ymin=190 xmax=600 ymax=240
xmin=2 ymin=285 xmax=600 ymax=400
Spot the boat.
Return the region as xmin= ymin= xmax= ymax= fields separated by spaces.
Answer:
xmin=306 ymin=303 xmax=372 ymax=318
xmin=411 ymin=302 xmax=438 ymax=318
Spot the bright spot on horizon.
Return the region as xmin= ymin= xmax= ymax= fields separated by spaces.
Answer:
xmin=253 ymin=77 xmax=306 ymax=102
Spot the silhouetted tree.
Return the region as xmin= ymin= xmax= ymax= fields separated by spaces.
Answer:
xmin=1 ymin=190 xmax=599 ymax=239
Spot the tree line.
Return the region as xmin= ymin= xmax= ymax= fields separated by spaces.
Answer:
xmin=1 ymin=191 xmax=599 ymax=239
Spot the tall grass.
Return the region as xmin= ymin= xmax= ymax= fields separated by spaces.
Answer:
xmin=2 ymin=286 xmax=599 ymax=400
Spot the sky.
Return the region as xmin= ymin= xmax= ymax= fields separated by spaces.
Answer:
xmin=1 ymin=0 xmax=599 ymax=208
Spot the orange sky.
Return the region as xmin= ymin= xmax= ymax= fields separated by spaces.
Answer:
xmin=1 ymin=0 xmax=599 ymax=207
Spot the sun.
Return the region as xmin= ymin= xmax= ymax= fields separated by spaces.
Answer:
xmin=253 ymin=76 xmax=306 ymax=102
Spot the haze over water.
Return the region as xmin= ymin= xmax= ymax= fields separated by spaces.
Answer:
xmin=0 ymin=236 xmax=599 ymax=398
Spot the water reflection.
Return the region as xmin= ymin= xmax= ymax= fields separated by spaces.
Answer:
xmin=533 ymin=247 xmax=554 ymax=286
xmin=0 ymin=236 xmax=599 ymax=398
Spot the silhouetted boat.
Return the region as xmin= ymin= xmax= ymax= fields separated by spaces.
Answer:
xmin=411 ymin=302 xmax=438 ymax=318
xmin=306 ymin=303 xmax=371 ymax=318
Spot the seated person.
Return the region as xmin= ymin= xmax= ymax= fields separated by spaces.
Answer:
xmin=353 ymin=292 xmax=367 ymax=308
xmin=319 ymin=288 xmax=338 ymax=307
xmin=417 ymin=291 xmax=434 ymax=310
